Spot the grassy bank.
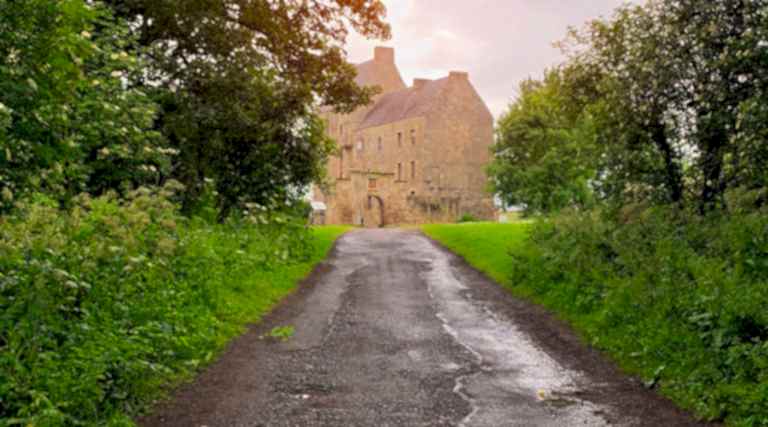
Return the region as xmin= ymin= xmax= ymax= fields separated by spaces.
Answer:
xmin=423 ymin=217 xmax=768 ymax=427
xmin=421 ymin=222 xmax=530 ymax=287
xmin=0 ymin=190 xmax=348 ymax=426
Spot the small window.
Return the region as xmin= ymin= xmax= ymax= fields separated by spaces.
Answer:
xmin=368 ymin=178 xmax=377 ymax=190
xmin=410 ymin=129 xmax=416 ymax=145
xmin=411 ymin=161 xmax=416 ymax=180
xmin=397 ymin=132 xmax=403 ymax=147
xmin=397 ymin=163 xmax=402 ymax=181
xmin=357 ymin=139 xmax=364 ymax=151
xmin=378 ymin=137 xmax=383 ymax=151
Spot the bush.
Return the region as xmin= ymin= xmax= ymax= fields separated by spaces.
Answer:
xmin=0 ymin=1 xmax=169 ymax=212
xmin=0 ymin=184 xmax=336 ymax=426
xmin=457 ymin=213 xmax=479 ymax=223
xmin=510 ymin=209 xmax=768 ymax=425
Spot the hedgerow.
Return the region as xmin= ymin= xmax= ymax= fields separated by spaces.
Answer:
xmin=509 ymin=209 xmax=768 ymax=426
xmin=0 ymin=183 xmax=342 ymax=426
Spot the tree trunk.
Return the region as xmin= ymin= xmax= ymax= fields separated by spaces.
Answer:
xmin=650 ymin=120 xmax=684 ymax=205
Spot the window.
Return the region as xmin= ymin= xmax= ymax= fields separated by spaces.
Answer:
xmin=397 ymin=132 xmax=402 ymax=147
xmin=357 ymin=139 xmax=364 ymax=151
xmin=397 ymin=163 xmax=402 ymax=181
xmin=339 ymin=151 xmax=344 ymax=178
xmin=411 ymin=161 xmax=416 ymax=180
xmin=410 ymin=129 xmax=416 ymax=145
xmin=368 ymin=178 xmax=377 ymax=190
xmin=378 ymin=137 xmax=383 ymax=151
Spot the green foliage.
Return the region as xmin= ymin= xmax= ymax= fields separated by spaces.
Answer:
xmin=266 ymin=326 xmax=295 ymax=342
xmin=424 ymin=216 xmax=768 ymax=426
xmin=495 ymin=1 xmax=768 ymax=215
xmin=566 ymin=0 xmax=768 ymax=212
xmin=0 ymin=0 xmax=169 ymax=211
xmin=489 ymin=67 xmax=598 ymax=215
xmin=0 ymin=185 xmax=348 ymax=425
xmin=457 ymin=213 xmax=479 ymax=223
xmin=105 ymin=0 xmax=390 ymax=215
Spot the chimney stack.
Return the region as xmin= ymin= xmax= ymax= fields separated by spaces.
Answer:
xmin=449 ymin=71 xmax=469 ymax=81
xmin=413 ymin=78 xmax=430 ymax=89
xmin=374 ymin=46 xmax=395 ymax=63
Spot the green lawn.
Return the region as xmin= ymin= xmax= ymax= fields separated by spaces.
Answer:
xmin=421 ymin=222 xmax=530 ymax=287
xmin=214 ymin=225 xmax=351 ymax=333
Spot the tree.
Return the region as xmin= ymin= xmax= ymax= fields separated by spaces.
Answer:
xmin=489 ymin=66 xmax=598 ymax=215
xmin=0 ymin=0 xmax=169 ymax=211
xmin=569 ymin=0 xmax=768 ymax=212
xmin=103 ymin=0 xmax=391 ymax=215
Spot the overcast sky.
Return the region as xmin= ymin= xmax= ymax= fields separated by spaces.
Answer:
xmin=346 ymin=0 xmax=635 ymax=118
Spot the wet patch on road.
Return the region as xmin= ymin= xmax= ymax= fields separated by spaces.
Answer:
xmin=408 ymin=235 xmax=613 ymax=427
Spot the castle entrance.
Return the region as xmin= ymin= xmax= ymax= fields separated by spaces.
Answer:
xmin=364 ymin=194 xmax=385 ymax=228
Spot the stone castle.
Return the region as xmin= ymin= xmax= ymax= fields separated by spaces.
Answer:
xmin=312 ymin=47 xmax=495 ymax=226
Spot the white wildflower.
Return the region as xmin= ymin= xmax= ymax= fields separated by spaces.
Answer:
xmin=1 ymin=187 xmax=13 ymax=202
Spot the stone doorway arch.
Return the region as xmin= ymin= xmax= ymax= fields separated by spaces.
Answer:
xmin=365 ymin=194 xmax=386 ymax=228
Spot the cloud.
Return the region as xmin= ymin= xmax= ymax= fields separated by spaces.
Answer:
xmin=347 ymin=0 xmax=636 ymax=118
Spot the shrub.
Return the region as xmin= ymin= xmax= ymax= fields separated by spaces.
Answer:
xmin=457 ymin=213 xmax=479 ymax=223
xmin=0 ymin=1 xmax=169 ymax=212
xmin=510 ymin=209 xmax=768 ymax=425
xmin=0 ymin=184 xmax=324 ymax=425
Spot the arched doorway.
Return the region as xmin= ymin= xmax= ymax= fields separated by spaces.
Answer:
xmin=364 ymin=194 xmax=385 ymax=228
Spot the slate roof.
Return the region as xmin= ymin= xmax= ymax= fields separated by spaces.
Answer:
xmin=354 ymin=60 xmax=378 ymax=87
xmin=358 ymin=78 xmax=449 ymax=129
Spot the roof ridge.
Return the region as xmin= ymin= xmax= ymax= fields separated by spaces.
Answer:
xmin=358 ymin=77 xmax=451 ymax=129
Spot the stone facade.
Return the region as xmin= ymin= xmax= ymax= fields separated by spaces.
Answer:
xmin=313 ymin=47 xmax=495 ymax=226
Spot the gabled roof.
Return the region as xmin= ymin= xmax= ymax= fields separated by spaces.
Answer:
xmin=354 ymin=59 xmax=379 ymax=87
xmin=358 ymin=78 xmax=450 ymax=129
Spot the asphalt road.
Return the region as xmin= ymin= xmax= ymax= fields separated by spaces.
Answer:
xmin=140 ymin=229 xmax=716 ymax=427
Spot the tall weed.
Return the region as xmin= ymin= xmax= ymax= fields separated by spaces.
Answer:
xmin=511 ymin=209 xmax=768 ymax=426
xmin=0 ymin=184 xmax=321 ymax=426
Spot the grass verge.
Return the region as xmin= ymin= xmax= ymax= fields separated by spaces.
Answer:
xmin=422 ymin=217 xmax=768 ymax=427
xmin=421 ymin=222 xmax=530 ymax=287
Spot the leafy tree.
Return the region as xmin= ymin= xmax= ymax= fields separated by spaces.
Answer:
xmin=569 ymin=0 xmax=768 ymax=212
xmin=489 ymin=67 xmax=598 ymax=214
xmin=0 ymin=0 xmax=169 ymax=212
xmin=103 ymin=0 xmax=391 ymax=215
